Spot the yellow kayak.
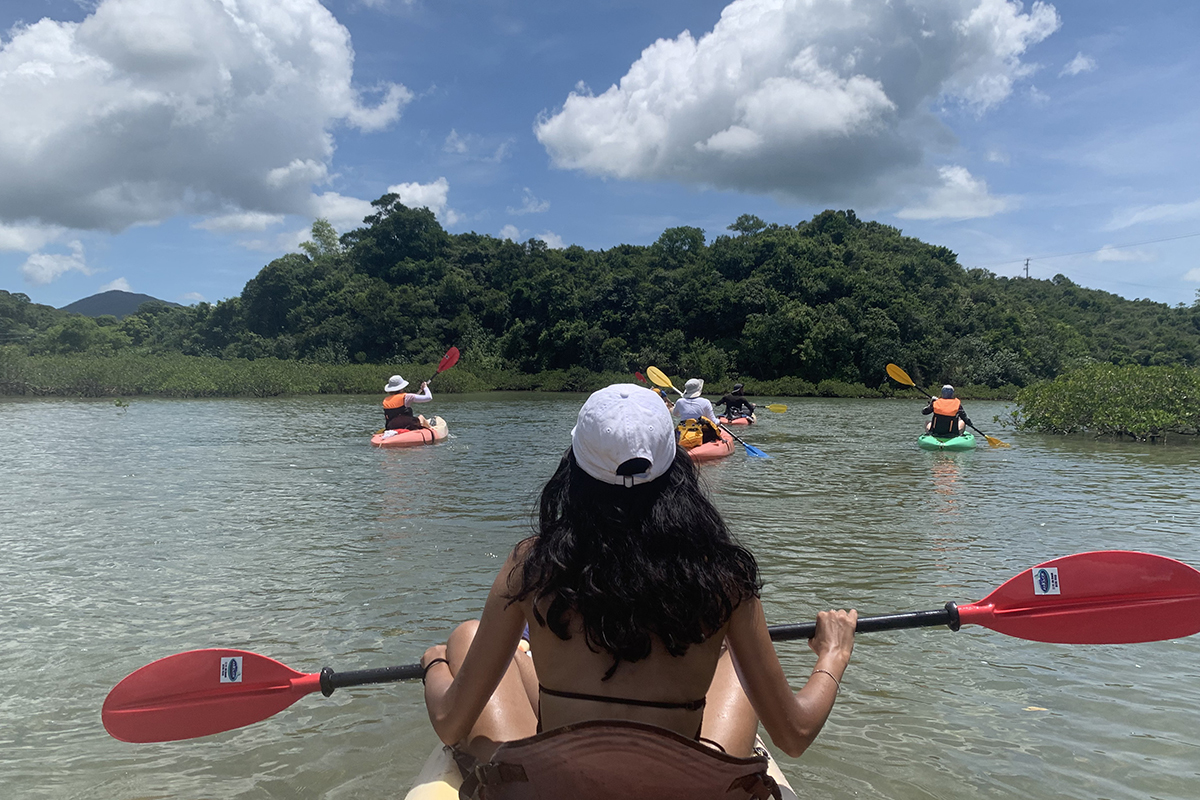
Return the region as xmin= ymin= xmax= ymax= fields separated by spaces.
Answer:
xmin=402 ymin=734 xmax=798 ymax=799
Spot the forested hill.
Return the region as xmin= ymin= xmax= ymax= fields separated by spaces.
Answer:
xmin=60 ymin=290 xmax=180 ymax=318
xmin=3 ymin=198 xmax=1199 ymax=388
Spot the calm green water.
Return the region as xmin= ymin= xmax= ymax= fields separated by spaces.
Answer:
xmin=2 ymin=393 xmax=1197 ymax=800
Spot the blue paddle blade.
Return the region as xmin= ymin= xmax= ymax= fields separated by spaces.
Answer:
xmin=742 ymin=443 xmax=770 ymax=459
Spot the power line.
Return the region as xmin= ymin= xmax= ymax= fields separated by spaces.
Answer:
xmin=971 ymin=231 xmax=1200 ymax=271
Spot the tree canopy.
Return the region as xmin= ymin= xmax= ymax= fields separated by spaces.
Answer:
xmin=4 ymin=203 xmax=1199 ymax=390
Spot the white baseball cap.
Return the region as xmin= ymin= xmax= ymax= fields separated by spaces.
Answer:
xmin=571 ymin=384 xmax=677 ymax=487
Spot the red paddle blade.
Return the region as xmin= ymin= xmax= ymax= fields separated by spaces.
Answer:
xmin=635 ymin=371 xmax=646 ymax=383
xmin=437 ymin=346 xmax=460 ymax=373
xmin=102 ymin=649 xmax=322 ymax=743
xmin=958 ymin=551 xmax=1200 ymax=644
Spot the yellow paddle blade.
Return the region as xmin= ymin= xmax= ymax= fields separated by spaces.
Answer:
xmin=984 ymin=434 xmax=1011 ymax=448
xmin=886 ymin=363 xmax=916 ymax=387
xmin=645 ymin=366 xmax=680 ymax=394
xmin=762 ymin=403 xmax=787 ymax=412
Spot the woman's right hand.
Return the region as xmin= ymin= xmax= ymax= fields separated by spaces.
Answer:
xmin=808 ymin=609 xmax=857 ymax=662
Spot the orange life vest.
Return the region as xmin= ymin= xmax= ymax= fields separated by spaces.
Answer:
xmin=932 ymin=397 xmax=961 ymax=417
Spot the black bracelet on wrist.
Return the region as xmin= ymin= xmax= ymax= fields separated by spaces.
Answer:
xmin=421 ymin=657 xmax=450 ymax=685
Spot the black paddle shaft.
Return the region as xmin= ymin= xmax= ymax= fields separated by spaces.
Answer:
xmin=315 ymin=603 xmax=963 ymax=694
xmin=320 ymin=664 xmax=424 ymax=696
xmin=767 ymin=602 xmax=960 ymax=641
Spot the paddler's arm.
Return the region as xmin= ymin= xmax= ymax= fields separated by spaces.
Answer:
xmin=420 ymin=550 xmax=527 ymax=746
xmin=408 ymin=382 xmax=432 ymax=403
xmin=725 ymin=597 xmax=856 ymax=758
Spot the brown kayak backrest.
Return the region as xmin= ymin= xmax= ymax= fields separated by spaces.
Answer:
xmin=459 ymin=719 xmax=781 ymax=800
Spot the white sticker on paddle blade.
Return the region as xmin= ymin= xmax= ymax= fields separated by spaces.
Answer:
xmin=220 ymin=656 xmax=243 ymax=683
xmin=1033 ymin=567 xmax=1060 ymax=596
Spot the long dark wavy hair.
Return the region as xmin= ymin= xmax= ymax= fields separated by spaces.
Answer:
xmin=508 ymin=447 xmax=761 ymax=678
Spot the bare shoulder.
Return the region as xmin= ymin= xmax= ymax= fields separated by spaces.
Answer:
xmin=501 ymin=537 xmax=536 ymax=594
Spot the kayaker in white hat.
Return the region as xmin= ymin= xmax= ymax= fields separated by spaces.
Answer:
xmin=922 ymin=384 xmax=971 ymax=436
xmin=382 ymin=374 xmax=433 ymax=431
xmin=419 ymin=384 xmax=857 ymax=798
xmin=671 ymin=377 xmax=722 ymax=448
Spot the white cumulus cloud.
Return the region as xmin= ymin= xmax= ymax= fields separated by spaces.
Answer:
xmin=387 ymin=177 xmax=461 ymax=227
xmin=535 ymin=0 xmax=1058 ymax=208
xmin=310 ymin=192 xmax=377 ymax=234
xmin=20 ymin=241 xmax=93 ymax=285
xmin=896 ymin=165 xmax=1013 ymax=220
xmin=1184 ymin=268 xmax=1200 ymax=283
xmin=0 ymin=0 xmax=410 ymax=233
xmin=499 ymin=224 xmax=522 ymax=241
xmin=0 ymin=223 xmax=66 ymax=253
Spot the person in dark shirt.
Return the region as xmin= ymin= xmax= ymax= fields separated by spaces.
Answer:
xmin=716 ymin=383 xmax=756 ymax=421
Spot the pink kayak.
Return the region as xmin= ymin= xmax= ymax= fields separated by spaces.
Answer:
xmin=685 ymin=430 xmax=735 ymax=461
xmin=370 ymin=417 xmax=448 ymax=448
xmin=718 ymin=414 xmax=755 ymax=425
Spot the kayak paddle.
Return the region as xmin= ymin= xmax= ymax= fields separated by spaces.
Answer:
xmin=103 ymin=550 xmax=1200 ymax=743
xmin=718 ymin=422 xmax=770 ymax=459
xmin=647 ymin=366 xmax=769 ymax=458
xmin=646 ymin=366 xmax=682 ymax=395
xmin=428 ymin=346 xmax=460 ymax=385
xmin=886 ymin=363 xmax=1009 ymax=447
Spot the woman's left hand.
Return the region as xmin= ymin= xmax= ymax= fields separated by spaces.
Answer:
xmin=421 ymin=644 xmax=448 ymax=671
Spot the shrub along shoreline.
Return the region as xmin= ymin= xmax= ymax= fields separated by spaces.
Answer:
xmin=1011 ymin=363 xmax=1200 ymax=441
xmin=0 ymin=350 xmax=1017 ymax=400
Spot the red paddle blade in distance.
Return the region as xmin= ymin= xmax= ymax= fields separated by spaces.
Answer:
xmin=102 ymin=649 xmax=322 ymax=743
xmin=957 ymin=551 xmax=1200 ymax=644
xmin=438 ymin=346 xmax=460 ymax=373
xmin=635 ymin=372 xmax=646 ymax=383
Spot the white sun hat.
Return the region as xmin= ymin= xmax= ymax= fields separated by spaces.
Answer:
xmin=571 ymin=384 xmax=677 ymax=487
xmin=384 ymin=375 xmax=410 ymax=393
xmin=682 ymin=378 xmax=704 ymax=398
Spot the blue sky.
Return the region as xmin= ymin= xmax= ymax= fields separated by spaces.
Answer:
xmin=2 ymin=0 xmax=1197 ymax=310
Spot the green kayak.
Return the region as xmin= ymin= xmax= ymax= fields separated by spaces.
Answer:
xmin=918 ymin=432 xmax=976 ymax=451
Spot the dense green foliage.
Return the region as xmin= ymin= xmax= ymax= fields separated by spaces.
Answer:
xmin=0 ymin=349 xmax=670 ymax=398
xmin=5 ymin=200 xmax=1200 ymax=398
xmin=1011 ymin=364 xmax=1200 ymax=440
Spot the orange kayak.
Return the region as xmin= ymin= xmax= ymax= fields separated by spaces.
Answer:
xmin=718 ymin=414 xmax=755 ymax=425
xmin=685 ymin=430 xmax=735 ymax=461
xmin=370 ymin=417 xmax=448 ymax=447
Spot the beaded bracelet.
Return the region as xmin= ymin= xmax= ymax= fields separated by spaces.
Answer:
xmin=422 ymin=657 xmax=450 ymax=685
xmin=811 ymin=668 xmax=841 ymax=690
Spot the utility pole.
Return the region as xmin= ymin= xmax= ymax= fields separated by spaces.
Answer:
xmin=1024 ymin=258 xmax=1030 ymax=279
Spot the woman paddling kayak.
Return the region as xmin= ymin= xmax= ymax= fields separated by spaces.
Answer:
xmin=419 ymin=384 xmax=856 ymax=799
xmin=382 ymin=375 xmax=434 ymax=431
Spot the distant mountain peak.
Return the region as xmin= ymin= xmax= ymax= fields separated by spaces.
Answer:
xmin=60 ymin=290 xmax=182 ymax=318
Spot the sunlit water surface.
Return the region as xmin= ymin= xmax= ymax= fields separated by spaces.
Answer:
xmin=2 ymin=393 xmax=1197 ymax=799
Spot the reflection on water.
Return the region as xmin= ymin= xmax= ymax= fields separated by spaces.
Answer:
xmin=1 ymin=394 xmax=1197 ymax=800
